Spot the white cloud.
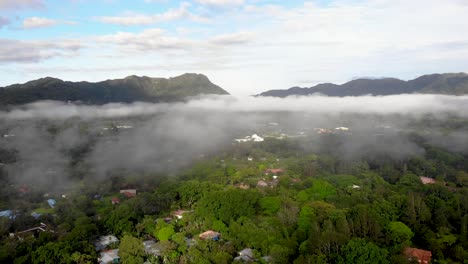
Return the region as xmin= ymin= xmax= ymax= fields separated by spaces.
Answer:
xmin=0 ymin=0 xmax=44 ymax=10
xmin=0 ymin=39 xmax=82 ymax=63
xmin=97 ymin=27 xmax=253 ymax=53
xmin=97 ymin=2 xmax=209 ymax=26
xmin=22 ymin=17 xmax=57 ymax=29
xmin=194 ymin=0 xmax=244 ymax=6
xmin=0 ymin=16 xmax=10 ymax=28
xmin=210 ymin=31 xmax=253 ymax=45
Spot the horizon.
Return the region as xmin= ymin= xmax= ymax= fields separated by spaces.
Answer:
xmin=1 ymin=71 xmax=467 ymax=96
xmin=1 ymin=0 xmax=468 ymax=95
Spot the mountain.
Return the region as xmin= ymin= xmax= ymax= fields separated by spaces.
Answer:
xmin=258 ymin=73 xmax=468 ymax=97
xmin=0 ymin=73 xmax=229 ymax=105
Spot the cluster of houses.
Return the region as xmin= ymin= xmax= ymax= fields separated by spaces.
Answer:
xmin=256 ymin=168 xmax=284 ymax=188
xmin=314 ymin=127 xmax=350 ymax=134
xmin=234 ymin=134 xmax=265 ymax=143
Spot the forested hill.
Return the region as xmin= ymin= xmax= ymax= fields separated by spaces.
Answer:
xmin=0 ymin=73 xmax=229 ymax=105
xmin=258 ymin=73 xmax=468 ymax=97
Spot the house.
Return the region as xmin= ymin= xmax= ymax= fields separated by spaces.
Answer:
xmin=31 ymin=212 xmax=42 ymax=219
xmin=99 ymin=249 xmax=120 ymax=264
xmin=47 ymin=199 xmax=56 ymax=208
xmin=142 ymin=240 xmax=161 ymax=256
xmin=352 ymin=185 xmax=361 ymax=189
xmin=257 ymin=181 xmax=268 ymax=188
xmin=199 ymin=230 xmax=221 ymax=241
xmin=18 ymin=186 xmax=30 ymax=195
xmin=173 ymin=210 xmax=190 ymax=219
xmin=120 ymin=189 xmax=137 ymax=198
xmin=247 ymin=157 xmax=253 ymax=161
xmin=335 ymin=127 xmax=349 ymax=131
xmin=12 ymin=222 xmax=53 ymax=238
xmin=94 ymin=235 xmax=119 ymax=251
xmin=265 ymin=169 xmax=284 ymax=175
xmin=404 ymin=247 xmax=432 ymax=264
xmin=0 ymin=210 xmax=13 ymax=219
xmin=420 ymin=176 xmax=436 ymax=185
xmin=111 ymin=197 xmax=120 ymax=205
xmin=234 ymin=248 xmax=254 ymax=262
xmin=235 ymin=183 xmax=250 ymax=190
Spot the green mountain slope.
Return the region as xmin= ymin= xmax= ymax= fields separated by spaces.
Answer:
xmin=0 ymin=73 xmax=229 ymax=105
xmin=258 ymin=73 xmax=468 ymax=97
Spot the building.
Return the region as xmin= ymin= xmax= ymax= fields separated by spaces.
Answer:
xmin=120 ymin=189 xmax=137 ymax=198
xmin=404 ymin=247 xmax=432 ymax=264
xmin=234 ymin=248 xmax=254 ymax=262
xmin=142 ymin=240 xmax=161 ymax=256
xmin=111 ymin=197 xmax=120 ymax=205
xmin=257 ymin=181 xmax=268 ymax=188
xmin=11 ymin=222 xmax=53 ymax=239
xmin=420 ymin=176 xmax=436 ymax=185
xmin=99 ymin=249 xmax=120 ymax=264
xmin=47 ymin=199 xmax=56 ymax=208
xmin=173 ymin=210 xmax=189 ymax=219
xmin=199 ymin=230 xmax=221 ymax=241
xmin=265 ymin=169 xmax=284 ymax=175
xmin=94 ymin=235 xmax=119 ymax=251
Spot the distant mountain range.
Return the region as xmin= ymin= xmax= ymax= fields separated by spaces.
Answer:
xmin=258 ymin=73 xmax=468 ymax=97
xmin=0 ymin=73 xmax=228 ymax=106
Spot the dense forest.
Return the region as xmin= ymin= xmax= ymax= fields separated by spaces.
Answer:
xmin=1 ymin=118 xmax=467 ymax=264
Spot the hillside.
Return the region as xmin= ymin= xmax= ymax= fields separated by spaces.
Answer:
xmin=0 ymin=73 xmax=229 ymax=105
xmin=258 ymin=73 xmax=468 ymax=97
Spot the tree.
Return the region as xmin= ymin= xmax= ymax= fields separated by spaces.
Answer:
xmin=119 ymin=235 xmax=145 ymax=264
xmin=196 ymin=189 xmax=260 ymax=224
xmin=339 ymin=238 xmax=389 ymax=264
xmin=260 ymin=196 xmax=281 ymax=215
xmin=157 ymin=226 xmax=175 ymax=241
xmin=387 ymin=221 xmax=414 ymax=246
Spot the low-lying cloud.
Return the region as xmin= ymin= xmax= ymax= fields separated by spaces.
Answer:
xmin=1 ymin=94 xmax=468 ymax=120
xmin=1 ymin=94 xmax=467 ymax=190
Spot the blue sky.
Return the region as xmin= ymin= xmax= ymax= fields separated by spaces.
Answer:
xmin=1 ymin=0 xmax=468 ymax=95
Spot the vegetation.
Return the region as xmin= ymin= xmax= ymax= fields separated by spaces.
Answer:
xmin=1 ymin=121 xmax=468 ymax=264
xmin=0 ymin=73 xmax=228 ymax=106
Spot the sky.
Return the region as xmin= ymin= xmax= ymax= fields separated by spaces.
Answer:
xmin=1 ymin=0 xmax=468 ymax=95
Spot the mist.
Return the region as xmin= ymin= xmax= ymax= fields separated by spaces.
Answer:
xmin=1 ymin=94 xmax=467 ymax=190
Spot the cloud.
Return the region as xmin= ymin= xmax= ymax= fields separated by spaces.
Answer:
xmin=0 ymin=39 xmax=83 ymax=63
xmin=0 ymin=16 xmax=10 ymax=28
xmin=0 ymin=0 xmax=44 ymax=10
xmin=97 ymin=2 xmax=209 ymax=26
xmin=210 ymin=31 xmax=253 ymax=45
xmin=2 ymin=94 xmax=468 ymax=120
xmin=2 ymin=94 xmax=468 ymax=186
xmin=22 ymin=17 xmax=57 ymax=29
xmin=97 ymin=27 xmax=252 ymax=54
xmin=195 ymin=0 xmax=244 ymax=6
xmin=97 ymin=28 xmax=193 ymax=51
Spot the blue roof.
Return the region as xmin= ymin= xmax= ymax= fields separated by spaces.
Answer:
xmin=0 ymin=210 xmax=12 ymax=217
xmin=47 ymin=199 xmax=57 ymax=208
xmin=31 ymin=212 xmax=42 ymax=219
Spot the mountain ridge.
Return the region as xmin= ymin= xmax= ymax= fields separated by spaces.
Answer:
xmin=258 ymin=73 xmax=468 ymax=97
xmin=0 ymin=73 xmax=229 ymax=106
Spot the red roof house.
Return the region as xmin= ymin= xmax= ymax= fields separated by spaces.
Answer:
xmin=265 ymin=169 xmax=284 ymax=175
xmin=111 ymin=197 xmax=120 ymax=205
xmin=420 ymin=176 xmax=436 ymax=185
xmin=404 ymin=247 xmax=432 ymax=264
xmin=120 ymin=189 xmax=137 ymax=198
